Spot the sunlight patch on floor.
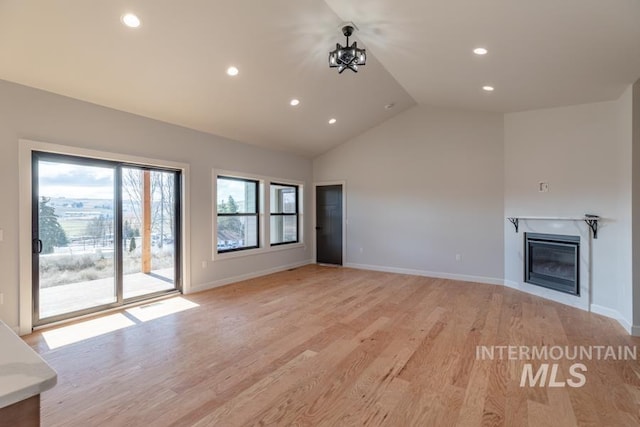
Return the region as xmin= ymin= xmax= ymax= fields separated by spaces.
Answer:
xmin=125 ymin=297 xmax=199 ymax=322
xmin=42 ymin=313 xmax=135 ymax=350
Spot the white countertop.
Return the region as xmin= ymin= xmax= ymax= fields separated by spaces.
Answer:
xmin=0 ymin=321 xmax=57 ymax=409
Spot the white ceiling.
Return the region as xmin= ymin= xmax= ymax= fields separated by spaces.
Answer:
xmin=326 ymin=0 xmax=640 ymax=113
xmin=1 ymin=1 xmax=640 ymax=157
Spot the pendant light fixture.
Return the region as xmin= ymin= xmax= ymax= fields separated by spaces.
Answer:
xmin=328 ymin=24 xmax=366 ymax=73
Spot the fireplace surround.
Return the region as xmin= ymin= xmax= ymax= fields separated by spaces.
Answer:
xmin=505 ymin=217 xmax=591 ymax=312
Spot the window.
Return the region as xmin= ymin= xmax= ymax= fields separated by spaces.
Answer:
xmin=270 ymin=183 xmax=299 ymax=245
xmin=213 ymin=172 xmax=302 ymax=257
xmin=216 ymin=176 xmax=259 ymax=252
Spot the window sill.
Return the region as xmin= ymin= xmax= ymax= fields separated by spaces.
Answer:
xmin=213 ymin=242 xmax=305 ymax=261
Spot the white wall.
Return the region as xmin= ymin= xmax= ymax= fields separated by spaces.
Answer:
xmin=633 ymin=80 xmax=640 ymax=331
xmin=0 ymin=80 xmax=312 ymax=331
xmin=313 ymin=105 xmax=505 ymax=283
xmin=504 ymin=91 xmax=633 ymax=331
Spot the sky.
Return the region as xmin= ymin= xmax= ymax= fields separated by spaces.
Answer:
xmin=217 ymin=178 xmax=252 ymax=210
xmin=39 ymin=161 xmax=114 ymax=199
xmin=38 ymin=161 xmax=173 ymax=201
xmin=38 ymin=161 xmax=253 ymax=207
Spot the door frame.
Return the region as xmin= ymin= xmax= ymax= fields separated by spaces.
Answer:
xmin=313 ymin=181 xmax=347 ymax=265
xmin=19 ymin=139 xmax=191 ymax=335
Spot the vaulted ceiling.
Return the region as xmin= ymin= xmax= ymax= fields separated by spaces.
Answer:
xmin=1 ymin=0 xmax=639 ymax=157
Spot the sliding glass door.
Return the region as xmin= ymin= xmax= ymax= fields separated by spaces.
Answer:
xmin=121 ymin=167 xmax=178 ymax=299
xmin=32 ymin=152 xmax=181 ymax=326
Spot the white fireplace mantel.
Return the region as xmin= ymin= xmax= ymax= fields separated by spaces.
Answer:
xmin=506 ymin=215 xmax=600 ymax=239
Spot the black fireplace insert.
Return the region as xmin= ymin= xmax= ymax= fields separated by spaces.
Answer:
xmin=524 ymin=233 xmax=580 ymax=295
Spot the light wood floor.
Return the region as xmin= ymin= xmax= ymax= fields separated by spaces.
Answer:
xmin=24 ymin=265 xmax=640 ymax=426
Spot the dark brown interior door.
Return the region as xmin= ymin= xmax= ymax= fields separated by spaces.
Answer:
xmin=316 ymin=185 xmax=343 ymax=265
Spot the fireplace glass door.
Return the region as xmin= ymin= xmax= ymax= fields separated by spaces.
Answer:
xmin=525 ymin=233 xmax=579 ymax=295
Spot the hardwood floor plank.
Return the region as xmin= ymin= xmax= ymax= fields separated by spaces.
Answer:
xmin=190 ymin=349 xmax=318 ymax=427
xmin=298 ymin=307 xmax=447 ymax=426
xmin=21 ymin=265 xmax=640 ymax=427
xmin=246 ymin=317 xmax=395 ymax=426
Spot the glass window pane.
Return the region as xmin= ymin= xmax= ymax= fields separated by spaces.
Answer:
xmin=217 ymin=177 xmax=257 ymax=213
xmin=37 ymin=160 xmax=116 ymax=319
xmin=122 ymin=168 xmax=176 ymax=299
xmin=270 ymin=184 xmax=297 ymax=214
xmin=217 ymin=215 xmax=258 ymax=251
xmin=270 ymin=215 xmax=297 ymax=244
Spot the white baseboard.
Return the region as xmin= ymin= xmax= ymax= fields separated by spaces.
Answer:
xmin=188 ymin=259 xmax=313 ymax=294
xmin=344 ymin=263 xmax=504 ymax=286
xmin=590 ymin=304 xmax=634 ymax=335
xmin=503 ymin=279 xmax=519 ymax=289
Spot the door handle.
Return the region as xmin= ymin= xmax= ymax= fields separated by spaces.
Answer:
xmin=315 ymin=227 xmax=322 ymax=230
xmin=33 ymin=239 xmax=43 ymax=254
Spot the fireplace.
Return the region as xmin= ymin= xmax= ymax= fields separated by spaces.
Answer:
xmin=525 ymin=233 xmax=580 ymax=295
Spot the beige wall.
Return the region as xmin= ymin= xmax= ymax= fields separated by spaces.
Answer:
xmin=0 ymin=80 xmax=312 ymax=330
xmin=633 ymin=80 xmax=640 ymax=330
xmin=504 ymin=91 xmax=633 ymax=330
xmin=313 ymin=105 xmax=505 ymax=283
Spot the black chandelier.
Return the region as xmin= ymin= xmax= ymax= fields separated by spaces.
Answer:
xmin=328 ymin=25 xmax=366 ymax=73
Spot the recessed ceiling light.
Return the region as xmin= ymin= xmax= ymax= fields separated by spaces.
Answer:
xmin=226 ymin=66 xmax=239 ymax=76
xmin=121 ymin=13 xmax=141 ymax=28
xmin=473 ymin=47 xmax=488 ymax=55
xmin=482 ymin=86 xmax=495 ymax=92
xmin=290 ymin=99 xmax=300 ymax=106
xmin=328 ymin=118 xmax=337 ymax=124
